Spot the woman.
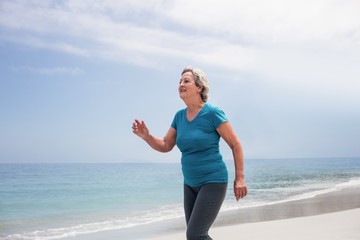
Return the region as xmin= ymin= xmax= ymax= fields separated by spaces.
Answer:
xmin=132 ymin=67 xmax=247 ymax=240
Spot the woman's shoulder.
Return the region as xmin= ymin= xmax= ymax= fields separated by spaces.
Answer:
xmin=174 ymin=107 xmax=187 ymax=117
xmin=205 ymin=103 xmax=228 ymax=125
xmin=204 ymin=103 xmax=223 ymax=113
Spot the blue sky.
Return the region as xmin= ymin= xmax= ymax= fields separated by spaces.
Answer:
xmin=1 ymin=0 xmax=359 ymax=163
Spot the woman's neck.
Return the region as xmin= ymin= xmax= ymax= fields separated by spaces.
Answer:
xmin=185 ymin=100 xmax=205 ymax=112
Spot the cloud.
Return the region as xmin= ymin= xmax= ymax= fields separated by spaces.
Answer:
xmin=2 ymin=1 xmax=359 ymax=58
xmin=11 ymin=66 xmax=85 ymax=76
xmin=1 ymin=1 xmax=359 ymax=161
xmin=1 ymin=0 xmax=359 ymax=93
xmin=167 ymin=0 xmax=360 ymax=47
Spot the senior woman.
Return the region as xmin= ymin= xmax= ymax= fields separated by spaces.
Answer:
xmin=132 ymin=67 xmax=247 ymax=240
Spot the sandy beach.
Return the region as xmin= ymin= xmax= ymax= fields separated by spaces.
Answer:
xmin=147 ymin=208 xmax=360 ymax=240
xmin=144 ymin=186 xmax=360 ymax=240
xmin=64 ymin=185 xmax=360 ymax=240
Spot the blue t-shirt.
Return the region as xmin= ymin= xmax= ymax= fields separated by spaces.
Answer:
xmin=171 ymin=103 xmax=229 ymax=187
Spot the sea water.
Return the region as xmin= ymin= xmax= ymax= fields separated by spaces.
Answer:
xmin=1 ymin=157 xmax=360 ymax=240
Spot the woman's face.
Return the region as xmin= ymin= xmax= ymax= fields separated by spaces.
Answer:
xmin=179 ymin=72 xmax=201 ymax=100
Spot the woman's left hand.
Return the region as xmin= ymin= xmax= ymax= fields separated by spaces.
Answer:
xmin=234 ymin=179 xmax=247 ymax=201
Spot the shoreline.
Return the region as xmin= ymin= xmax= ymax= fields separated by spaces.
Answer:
xmin=147 ymin=208 xmax=360 ymax=240
xmin=65 ymin=185 xmax=360 ymax=240
xmin=215 ymin=184 xmax=360 ymax=226
xmin=144 ymin=185 xmax=360 ymax=240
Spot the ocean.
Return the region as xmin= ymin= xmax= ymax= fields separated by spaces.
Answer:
xmin=1 ymin=157 xmax=360 ymax=240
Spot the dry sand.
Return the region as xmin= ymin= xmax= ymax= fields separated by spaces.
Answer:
xmin=145 ymin=186 xmax=360 ymax=240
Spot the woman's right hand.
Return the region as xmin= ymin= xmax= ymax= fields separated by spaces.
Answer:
xmin=132 ymin=119 xmax=150 ymax=140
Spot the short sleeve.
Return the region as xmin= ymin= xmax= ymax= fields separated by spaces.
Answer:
xmin=171 ymin=110 xmax=181 ymax=130
xmin=171 ymin=115 xmax=177 ymax=130
xmin=212 ymin=107 xmax=228 ymax=129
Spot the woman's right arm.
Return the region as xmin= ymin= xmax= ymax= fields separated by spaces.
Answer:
xmin=132 ymin=119 xmax=176 ymax=153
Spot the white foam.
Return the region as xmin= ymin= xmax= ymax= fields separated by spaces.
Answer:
xmin=221 ymin=177 xmax=360 ymax=212
xmin=1 ymin=204 xmax=184 ymax=240
xmin=3 ymin=178 xmax=360 ymax=240
xmin=335 ymin=178 xmax=360 ymax=188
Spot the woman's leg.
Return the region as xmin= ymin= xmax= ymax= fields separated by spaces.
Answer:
xmin=184 ymin=184 xmax=198 ymax=225
xmin=184 ymin=183 xmax=228 ymax=240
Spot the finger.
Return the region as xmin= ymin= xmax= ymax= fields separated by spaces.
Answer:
xmin=240 ymin=187 xmax=247 ymax=198
xmin=134 ymin=120 xmax=144 ymax=130
xmin=237 ymin=189 xmax=244 ymax=199
xmin=132 ymin=120 xmax=144 ymax=134
xmin=132 ymin=122 xmax=140 ymax=131
xmin=234 ymin=186 xmax=247 ymax=201
xmin=141 ymin=120 xmax=147 ymax=129
xmin=236 ymin=192 xmax=240 ymax=201
xmin=234 ymin=188 xmax=240 ymax=201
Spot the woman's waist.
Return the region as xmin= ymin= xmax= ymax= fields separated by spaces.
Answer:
xmin=181 ymin=156 xmax=226 ymax=173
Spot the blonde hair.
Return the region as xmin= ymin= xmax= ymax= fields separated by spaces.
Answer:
xmin=181 ymin=67 xmax=209 ymax=102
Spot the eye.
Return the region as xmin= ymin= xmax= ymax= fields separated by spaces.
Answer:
xmin=180 ymin=78 xmax=192 ymax=85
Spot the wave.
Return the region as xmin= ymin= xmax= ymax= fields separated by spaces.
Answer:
xmin=3 ymin=178 xmax=360 ymax=240
xmin=1 ymin=204 xmax=184 ymax=240
xmin=222 ymin=177 xmax=360 ymax=211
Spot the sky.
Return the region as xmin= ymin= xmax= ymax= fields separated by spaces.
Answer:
xmin=0 ymin=0 xmax=359 ymax=163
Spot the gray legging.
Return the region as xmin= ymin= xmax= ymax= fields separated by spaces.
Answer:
xmin=184 ymin=182 xmax=228 ymax=240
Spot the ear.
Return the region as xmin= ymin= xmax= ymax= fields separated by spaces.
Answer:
xmin=198 ymin=86 xmax=203 ymax=93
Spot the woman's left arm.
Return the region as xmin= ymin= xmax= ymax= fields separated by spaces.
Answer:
xmin=217 ymin=121 xmax=248 ymax=201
